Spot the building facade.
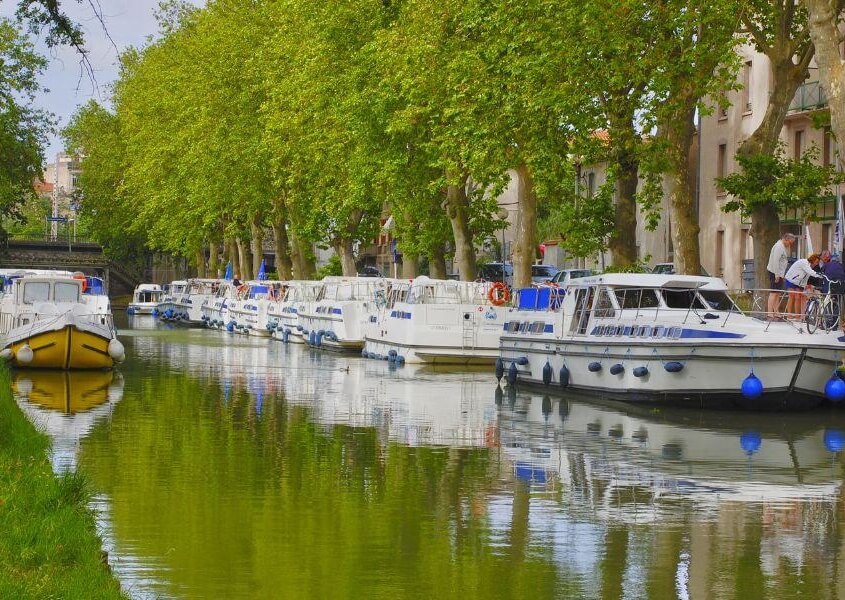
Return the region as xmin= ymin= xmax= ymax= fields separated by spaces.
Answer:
xmin=43 ymin=152 xmax=83 ymax=238
xmin=698 ymin=44 xmax=841 ymax=289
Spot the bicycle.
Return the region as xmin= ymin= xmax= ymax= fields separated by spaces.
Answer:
xmin=804 ymin=275 xmax=842 ymax=333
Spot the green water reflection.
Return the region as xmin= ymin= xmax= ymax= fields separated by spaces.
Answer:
xmin=13 ymin=319 xmax=845 ymax=599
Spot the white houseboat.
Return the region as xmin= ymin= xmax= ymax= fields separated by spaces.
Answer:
xmin=298 ymin=277 xmax=393 ymax=351
xmin=155 ymin=280 xmax=188 ymax=321
xmin=160 ymin=279 xmax=223 ymax=326
xmin=127 ymin=284 xmax=163 ymax=315
xmin=498 ymin=273 xmax=845 ymax=409
xmin=267 ymin=281 xmax=320 ymax=343
xmin=226 ymin=281 xmax=284 ymax=336
xmin=364 ymin=276 xmax=511 ymax=365
xmin=201 ymin=281 xmax=237 ymax=328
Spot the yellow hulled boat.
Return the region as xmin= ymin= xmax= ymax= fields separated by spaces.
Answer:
xmin=0 ymin=273 xmax=125 ymax=370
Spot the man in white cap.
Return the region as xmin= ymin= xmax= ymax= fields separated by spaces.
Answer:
xmin=766 ymin=232 xmax=796 ymax=317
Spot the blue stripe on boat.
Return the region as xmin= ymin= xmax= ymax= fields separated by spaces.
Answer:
xmin=680 ymin=329 xmax=744 ymax=339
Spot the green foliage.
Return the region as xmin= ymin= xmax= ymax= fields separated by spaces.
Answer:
xmin=314 ymin=254 xmax=343 ymax=279
xmin=602 ymin=259 xmax=652 ymax=274
xmin=4 ymin=195 xmax=50 ymax=237
xmin=0 ymin=18 xmax=53 ymax=227
xmin=61 ymin=0 xmax=827 ymax=274
xmin=538 ymin=179 xmax=615 ymax=258
xmin=720 ymin=146 xmax=845 ymax=218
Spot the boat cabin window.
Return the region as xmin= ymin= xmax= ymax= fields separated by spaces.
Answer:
xmin=22 ymin=282 xmax=50 ymax=304
xmin=698 ymin=290 xmax=740 ymax=312
xmin=594 ymin=288 xmax=616 ymax=318
xmin=138 ymin=291 xmax=161 ymax=302
xmin=54 ymin=282 xmax=80 ymax=303
xmin=613 ymin=288 xmax=660 ymax=310
xmin=661 ymin=289 xmax=706 ymax=310
xmin=569 ymin=287 xmax=594 ymax=334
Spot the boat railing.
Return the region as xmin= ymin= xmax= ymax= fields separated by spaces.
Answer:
xmin=581 ymin=285 xmax=841 ymax=335
xmin=729 ymin=287 xmax=843 ymax=333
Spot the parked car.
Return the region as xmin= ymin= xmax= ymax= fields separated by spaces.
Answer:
xmin=651 ymin=262 xmax=675 ymax=275
xmin=358 ymin=266 xmax=383 ymax=277
xmin=477 ymin=262 xmax=514 ymax=286
xmin=549 ymin=268 xmax=595 ymax=287
xmin=531 ymin=264 xmax=560 ymax=285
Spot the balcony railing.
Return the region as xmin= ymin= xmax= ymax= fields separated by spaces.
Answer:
xmin=788 ymin=81 xmax=828 ymax=113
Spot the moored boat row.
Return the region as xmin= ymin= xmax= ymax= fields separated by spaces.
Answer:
xmin=135 ymin=271 xmax=845 ymax=410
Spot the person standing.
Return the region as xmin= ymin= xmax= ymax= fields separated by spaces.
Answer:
xmin=820 ymin=250 xmax=845 ymax=325
xmin=766 ymin=233 xmax=796 ymax=317
xmin=784 ymin=253 xmax=822 ymax=317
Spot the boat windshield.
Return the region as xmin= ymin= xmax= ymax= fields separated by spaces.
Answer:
xmin=697 ymin=289 xmax=741 ymax=312
xmin=613 ymin=288 xmax=661 ymax=310
xmin=22 ymin=281 xmax=50 ymax=304
xmin=54 ymin=281 xmax=80 ymax=303
xmin=661 ymin=289 xmax=707 ymax=310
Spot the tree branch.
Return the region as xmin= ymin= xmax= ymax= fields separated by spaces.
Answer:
xmin=740 ymin=12 xmax=771 ymax=54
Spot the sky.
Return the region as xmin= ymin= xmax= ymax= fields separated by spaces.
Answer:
xmin=0 ymin=0 xmax=204 ymax=163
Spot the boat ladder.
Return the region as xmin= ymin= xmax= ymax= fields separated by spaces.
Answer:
xmin=461 ymin=314 xmax=475 ymax=349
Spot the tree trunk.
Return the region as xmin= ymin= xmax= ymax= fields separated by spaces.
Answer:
xmin=194 ymin=248 xmax=206 ymax=278
xmin=236 ymin=238 xmax=253 ymax=280
xmin=751 ymin=202 xmax=781 ymax=289
xmin=335 ymin=239 xmax=357 ymax=276
xmin=443 ymin=171 xmax=477 ymax=281
xmin=609 ymin=149 xmax=639 ymax=267
xmin=806 ymin=0 xmax=845 ymax=166
xmin=660 ymin=104 xmax=700 ymax=275
xmin=512 ymin=163 xmax=538 ymax=288
xmin=298 ymin=240 xmax=316 ymax=279
xmin=208 ymin=241 xmax=219 ymax=278
xmin=250 ymin=218 xmax=264 ymax=279
xmin=738 ymin=5 xmax=814 ymax=288
xmin=227 ymin=238 xmax=239 ymax=279
xmin=401 ymin=253 xmax=418 ymax=279
xmin=289 ymin=230 xmax=315 ymax=279
xmin=272 ymin=220 xmax=293 ymax=280
xmin=429 ymin=245 xmax=447 ymax=279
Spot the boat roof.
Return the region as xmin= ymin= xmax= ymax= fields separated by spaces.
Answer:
xmin=571 ymin=273 xmax=729 ymax=291
xmin=136 ymin=283 xmax=162 ymax=291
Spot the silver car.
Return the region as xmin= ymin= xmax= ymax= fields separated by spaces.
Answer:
xmin=549 ymin=268 xmax=595 ymax=286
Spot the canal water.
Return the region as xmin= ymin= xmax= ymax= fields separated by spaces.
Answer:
xmin=12 ymin=316 xmax=845 ymax=599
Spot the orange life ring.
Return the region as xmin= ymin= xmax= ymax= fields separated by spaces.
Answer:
xmin=73 ymin=272 xmax=87 ymax=292
xmin=237 ymin=284 xmax=248 ymax=299
xmin=488 ymin=282 xmax=510 ymax=306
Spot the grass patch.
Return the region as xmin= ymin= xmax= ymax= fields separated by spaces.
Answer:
xmin=0 ymin=367 xmax=126 ymax=599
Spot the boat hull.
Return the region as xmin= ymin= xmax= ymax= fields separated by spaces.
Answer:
xmin=127 ymin=304 xmax=157 ymax=315
xmin=501 ymin=337 xmax=841 ymax=411
xmin=364 ymin=339 xmax=497 ymax=365
xmin=6 ymin=324 xmax=114 ymax=370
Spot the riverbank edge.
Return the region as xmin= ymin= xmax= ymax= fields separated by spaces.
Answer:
xmin=0 ymin=367 xmax=126 ymax=599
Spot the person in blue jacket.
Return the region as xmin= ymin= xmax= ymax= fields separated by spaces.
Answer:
xmin=820 ymin=250 xmax=845 ymax=326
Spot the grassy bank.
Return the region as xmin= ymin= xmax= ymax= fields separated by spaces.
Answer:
xmin=0 ymin=368 xmax=125 ymax=599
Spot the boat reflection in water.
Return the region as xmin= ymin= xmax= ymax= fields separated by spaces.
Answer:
xmin=13 ymin=370 xmax=123 ymax=472
xmin=68 ymin=328 xmax=845 ymax=598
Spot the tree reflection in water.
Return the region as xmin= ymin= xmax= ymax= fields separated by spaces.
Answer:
xmin=18 ymin=325 xmax=845 ymax=599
